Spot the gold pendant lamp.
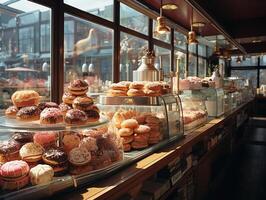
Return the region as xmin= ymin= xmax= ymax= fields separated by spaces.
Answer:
xmin=156 ymin=0 xmax=170 ymax=34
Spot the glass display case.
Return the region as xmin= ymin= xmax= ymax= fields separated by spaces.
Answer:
xmin=200 ymin=88 xmax=225 ymax=117
xmin=179 ymin=90 xmax=208 ymax=132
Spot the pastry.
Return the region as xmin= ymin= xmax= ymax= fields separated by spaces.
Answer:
xmin=68 ymin=79 xmax=88 ymax=96
xmin=59 ymin=103 xmax=72 ymax=116
xmin=0 ymin=160 xmax=29 ymax=190
xmin=19 ymin=143 xmax=44 ymax=163
xmin=121 ymin=135 xmax=134 ymax=144
xmin=68 ymin=147 xmax=91 ymax=166
xmin=40 ymin=108 xmax=64 ymax=124
xmin=148 ymin=131 xmax=162 ymax=144
xmin=113 ymin=112 xmax=125 ymax=128
xmin=0 ymin=140 xmax=20 ymax=163
xmin=11 ymin=90 xmax=40 ymax=108
xmin=123 ymin=143 xmax=131 ymax=152
xmin=64 ymin=109 xmax=88 ymax=125
xmin=145 ymin=115 xmax=161 ymax=124
xmin=72 ymin=96 xmax=94 ymax=111
xmin=16 ymin=106 xmax=41 ymax=121
xmin=133 ymin=114 xmax=146 ymax=124
xmin=69 ymin=164 xmax=93 ymax=175
xmin=144 ymin=82 xmax=162 ymax=91
xmin=106 ymin=89 xmax=127 ymax=97
xmin=62 ymin=92 xmax=77 ymax=105
xmin=144 ymin=89 xmax=161 ymax=97
xmin=38 ymin=102 xmax=59 ymax=111
xmin=121 ymin=119 xmax=139 ymax=129
xmin=129 ymin=82 xmax=144 ymax=90
xmin=29 ymin=164 xmax=54 ymax=185
xmin=109 ymin=83 xmax=128 ymax=91
xmin=84 ymin=105 xmax=100 ymax=122
xmin=33 ymin=132 xmax=57 ymax=149
xmin=127 ymin=89 xmax=145 ymax=97
xmin=118 ymin=128 xmax=134 ymax=137
xmin=133 ymin=133 xmax=149 ymax=143
xmin=131 ymin=141 xmax=148 ymax=149
xmin=11 ymin=132 xmax=33 ymax=145
xmin=79 ymin=137 xmax=98 ymax=151
xmin=80 ymin=129 xmax=103 ymax=139
xmin=62 ymin=134 xmax=81 ymax=153
xmin=146 ymin=123 xmax=160 ymax=132
xmin=119 ymin=81 xmax=131 ymax=88
xmin=134 ymin=125 xmax=151 ymax=134
xmin=5 ymin=106 xmax=19 ymax=118
xmin=42 ymin=147 xmax=68 ymax=176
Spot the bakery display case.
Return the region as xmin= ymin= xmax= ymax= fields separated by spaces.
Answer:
xmin=179 ymin=90 xmax=208 ymax=132
xmin=200 ymin=88 xmax=225 ymax=117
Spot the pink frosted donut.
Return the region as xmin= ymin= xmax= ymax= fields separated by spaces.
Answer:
xmin=33 ymin=132 xmax=57 ymax=149
xmin=40 ymin=108 xmax=63 ymax=124
xmin=0 ymin=160 xmax=29 ymax=178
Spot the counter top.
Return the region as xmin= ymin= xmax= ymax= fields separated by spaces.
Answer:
xmin=55 ymin=100 xmax=253 ymax=200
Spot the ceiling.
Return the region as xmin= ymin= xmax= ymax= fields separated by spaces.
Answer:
xmin=138 ymin=0 xmax=266 ymax=55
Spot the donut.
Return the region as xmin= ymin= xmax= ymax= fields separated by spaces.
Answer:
xmin=16 ymin=106 xmax=41 ymax=121
xmin=134 ymin=125 xmax=151 ymax=134
xmin=131 ymin=141 xmax=148 ymax=149
xmin=144 ymin=89 xmax=161 ymax=97
xmin=80 ymin=129 xmax=103 ymax=139
xmin=127 ymin=89 xmax=145 ymax=97
xmin=133 ymin=133 xmax=149 ymax=143
xmin=59 ymin=103 xmax=72 ymax=115
xmin=40 ymin=108 xmax=63 ymax=124
xmin=109 ymin=83 xmax=128 ymax=91
xmin=68 ymin=147 xmax=91 ymax=166
xmin=11 ymin=132 xmax=33 ymax=145
xmin=79 ymin=137 xmax=98 ymax=151
xmin=68 ymin=88 xmax=88 ymax=96
xmin=33 ymin=132 xmax=57 ymax=149
xmin=106 ymin=89 xmax=127 ymax=97
xmin=11 ymin=90 xmax=40 ymax=108
xmin=68 ymin=79 xmax=88 ymax=91
xmin=64 ymin=109 xmax=88 ymax=125
xmin=38 ymin=102 xmax=59 ymax=111
xmin=113 ymin=112 xmax=125 ymax=128
xmin=0 ymin=140 xmax=20 ymax=163
xmin=19 ymin=143 xmax=44 ymax=163
xmin=123 ymin=143 xmax=131 ymax=152
xmin=119 ymin=81 xmax=131 ymax=88
xmin=144 ymin=82 xmax=162 ymax=91
xmin=62 ymin=134 xmax=80 ymax=153
xmin=121 ymin=135 xmax=134 ymax=144
xmin=62 ymin=92 xmax=77 ymax=105
xmin=121 ymin=119 xmax=139 ymax=129
xmin=84 ymin=105 xmax=100 ymax=122
xmin=5 ymin=106 xmax=19 ymax=118
xmin=129 ymin=82 xmax=144 ymax=90
xmin=72 ymin=96 xmax=94 ymax=111
xmin=118 ymin=128 xmax=133 ymax=137
xmin=29 ymin=164 xmax=54 ymax=185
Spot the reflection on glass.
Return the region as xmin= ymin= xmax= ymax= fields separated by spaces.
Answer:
xmin=154 ymin=46 xmax=171 ymax=80
xmin=198 ymin=57 xmax=206 ymax=78
xmin=174 ymin=51 xmax=186 ymax=79
xmin=64 ymin=0 xmax=113 ymax=21
xmin=0 ymin=1 xmax=51 ymax=110
xmin=120 ymin=3 xmax=148 ymax=35
xmin=260 ymin=56 xmax=266 ymax=66
xmin=64 ymin=14 xmax=113 ymax=93
xmin=120 ymin=32 xmax=148 ymax=81
xmin=198 ymin=44 xmax=206 ymax=57
xmin=174 ymin=31 xmax=187 ymax=50
xmin=188 ymin=54 xmax=197 ymax=76
xmin=153 ymin=20 xmax=171 ymax=43
xmin=260 ymin=70 xmax=266 ymax=86
xmin=231 ymin=70 xmax=257 ymax=87
xmin=188 ymin=44 xmax=197 ymax=54
xmin=231 ymin=56 xmax=258 ymax=67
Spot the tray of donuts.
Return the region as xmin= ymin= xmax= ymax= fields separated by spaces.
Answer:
xmin=2 ymin=79 xmax=106 ymax=130
xmin=0 ymin=125 xmax=123 ymax=194
xmin=99 ymin=108 xmax=168 ymax=153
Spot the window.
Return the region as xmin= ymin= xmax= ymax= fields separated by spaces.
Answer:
xmin=174 ymin=31 xmax=187 ymax=51
xmin=231 ymin=56 xmax=258 ymax=67
xmin=120 ymin=3 xmax=148 ymax=35
xmin=260 ymin=55 xmax=266 ymax=66
xmin=64 ymin=14 xmax=113 ymax=90
xmin=154 ymin=46 xmax=171 ymax=80
xmin=198 ymin=57 xmax=206 ymax=78
xmin=120 ymin=32 xmax=148 ymax=81
xmin=260 ymin=70 xmax=266 ymax=87
xmin=153 ymin=20 xmax=171 ymax=43
xmin=188 ymin=44 xmax=197 ymax=54
xmin=231 ymin=70 xmax=257 ymax=88
xmin=0 ymin=1 xmax=51 ymax=109
xmin=174 ymin=51 xmax=186 ymax=79
xmin=207 ymin=46 xmax=213 ymax=57
xmin=64 ymin=0 xmax=113 ymax=21
xmin=64 ymin=20 xmax=74 ymax=52
xmin=198 ymin=44 xmax=206 ymax=57
xmin=188 ymin=54 xmax=197 ymax=76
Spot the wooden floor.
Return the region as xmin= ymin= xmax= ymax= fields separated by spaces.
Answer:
xmin=207 ymin=118 xmax=266 ymax=200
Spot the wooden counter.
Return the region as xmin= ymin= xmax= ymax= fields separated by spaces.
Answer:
xmin=55 ymin=100 xmax=253 ymax=200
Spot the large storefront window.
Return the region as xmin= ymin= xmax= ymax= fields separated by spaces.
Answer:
xmin=64 ymin=0 xmax=113 ymax=21
xmin=174 ymin=31 xmax=187 ymax=51
xmin=120 ymin=3 xmax=148 ymax=35
xmin=231 ymin=56 xmax=258 ymax=67
xmin=64 ymin=14 xmax=113 ymax=92
xmin=120 ymin=32 xmax=148 ymax=81
xmin=231 ymin=70 xmax=257 ymax=88
xmin=188 ymin=54 xmax=197 ymax=76
xmin=0 ymin=1 xmax=51 ymax=109
xmin=198 ymin=44 xmax=206 ymax=57
xmin=154 ymin=46 xmax=171 ymax=80
xmin=174 ymin=51 xmax=186 ymax=79
xmin=198 ymin=57 xmax=206 ymax=78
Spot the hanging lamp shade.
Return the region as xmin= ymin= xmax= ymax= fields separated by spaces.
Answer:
xmin=236 ymin=56 xmax=241 ymax=64
xmin=188 ymin=30 xmax=198 ymax=44
xmin=82 ymin=63 xmax=88 ymax=73
xmin=156 ymin=6 xmax=170 ymax=34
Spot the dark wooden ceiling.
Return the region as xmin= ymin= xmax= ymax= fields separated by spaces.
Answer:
xmin=139 ymin=0 xmax=266 ymax=54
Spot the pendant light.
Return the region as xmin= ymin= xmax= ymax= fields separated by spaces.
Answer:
xmin=82 ymin=56 xmax=88 ymax=73
xmin=236 ymin=56 xmax=241 ymax=64
xmin=156 ymin=0 xmax=170 ymax=34
xmin=188 ymin=9 xmax=198 ymax=44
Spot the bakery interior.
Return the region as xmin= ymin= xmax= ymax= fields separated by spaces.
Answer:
xmin=0 ymin=0 xmax=266 ymax=199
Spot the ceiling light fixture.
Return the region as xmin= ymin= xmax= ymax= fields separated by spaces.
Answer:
xmin=188 ymin=8 xmax=198 ymax=44
xmin=157 ymin=0 xmax=170 ymax=34
xmin=192 ymin=22 xmax=206 ymax=28
xmin=236 ymin=56 xmax=241 ymax=64
xmin=162 ymin=2 xmax=178 ymax=10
